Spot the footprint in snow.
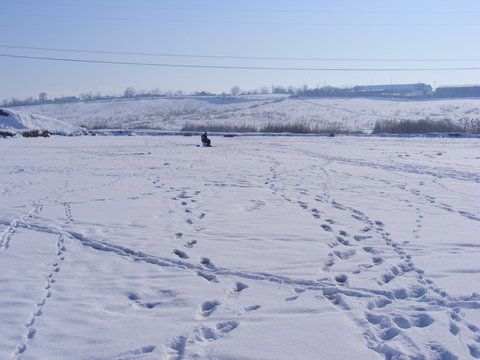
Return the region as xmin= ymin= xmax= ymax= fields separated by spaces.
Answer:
xmin=449 ymin=322 xmax=460 ymax=336
xmin=193 ymin=321 xmax=238 ymax=342
xmin=321 ymin=224 xmax=333 ymax=232
xmin=184 ymin=240 xmax=197 ymax=248
xmin=229 ymin=282 xmax=248 ymax=295
xmin=196 ymin=300 xmax=220 ymax=319
xmin=163 ymin=335 xmax=186 ymax=360
xmin=113 ymin=345 xmax=156 ymax=359
xmin=196 ymin=271 xmax=218 ymax=283
xmin=335 ymin=274 xmax=348 ymax=285
xmin=354 ymin=235 xmax=372 ymax=241
xmin=336 ymin=236 xmax=350 ymax=246
xmin=200 ymin=257 xmax=216 ymax=269
xmin=173 ymin=249 xmax=189 ymax=259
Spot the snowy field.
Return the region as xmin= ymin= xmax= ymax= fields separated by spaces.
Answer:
xmin=11 ymin=95 xmax=480 ymax=133
xmin=1 ymin=135 xmax=480 ymax=359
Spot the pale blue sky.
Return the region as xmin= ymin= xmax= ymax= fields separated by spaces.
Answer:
xmin=1 ymin=0 xmax=480 ymax=99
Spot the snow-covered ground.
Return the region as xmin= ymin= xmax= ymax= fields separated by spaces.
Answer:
xmin=11 ymin=95 xmax=480 ymax=133
xmin=0 ymin=108 xmax=84 ymax=135
xmin=1 ymin=135 xmax=479 ymax=359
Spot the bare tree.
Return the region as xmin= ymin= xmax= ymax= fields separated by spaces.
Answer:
xmin=231 ymin=85 xmax=241 ymax=95
xmin=260 ymin=86 xmax=270 ymax=94
xmin=124 ymin=87 xmax=136 ymax=98
xmin=39 ymin=92 xmax=48 ymax=103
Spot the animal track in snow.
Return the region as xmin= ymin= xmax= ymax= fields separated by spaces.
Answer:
xmin=0 ymin=201 xmax=43 ymax=251
xmin=14 ymin=231 xmax=67 ymax=357
xmin=63 ymin=202 xmax=73 ymax=223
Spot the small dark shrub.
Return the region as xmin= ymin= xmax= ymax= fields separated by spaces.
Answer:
xmin=260 ymin=121 xmax=358 ymax=134
xmin=372 ymin=119 xmax=463 ymax=134
xmin=22 ymin=130 xmax=50 ymax=138
xmin=0 ymin=131 xmax=15 ymax=138
xmin=181 ymin=122 xmax=256 ymax=133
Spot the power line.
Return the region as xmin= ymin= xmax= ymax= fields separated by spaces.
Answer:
xmin=2 ymin=53 xmax=480 ymax=71
xmin=1 ymin=45 xmax=479 ymax=62
xmin=4 ymin=1 xmax=479 ymax=15
xmin=3 ymin=12 xmax=480 ymax=27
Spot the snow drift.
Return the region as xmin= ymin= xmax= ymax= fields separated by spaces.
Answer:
xmin=0 ymin=108 xmax=85 ymax=135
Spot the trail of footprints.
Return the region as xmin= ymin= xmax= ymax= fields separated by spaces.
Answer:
xmin=12 ymin=212 xmax=67 ymax=358
xmin=162 ymin=278 xmax=259 ymax=360
xmin=0 ymin=201 xmax=43 ymax=251
xmin=161 ymin=188 xmax=261 ymax=359
xmin=295 ymin=194 xmax=479 ymax=358
xmin=62 ymin=202 xmax=74 ymax=223
xmin=263 ymin=158 xmax=480 ymax=358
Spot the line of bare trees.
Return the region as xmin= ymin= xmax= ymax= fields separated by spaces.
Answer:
xmin=2 ymin=84 xmax=313 ymax=108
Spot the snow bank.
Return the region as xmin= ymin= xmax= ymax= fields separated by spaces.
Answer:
xmin=0 ymin=108 xmax=85 ymax=135
xmin=11 ymin=95 xmax=480 ymax=133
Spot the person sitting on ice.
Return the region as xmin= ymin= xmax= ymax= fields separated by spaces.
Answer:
xmin=201 ymin=132 xmax=212 ymax=147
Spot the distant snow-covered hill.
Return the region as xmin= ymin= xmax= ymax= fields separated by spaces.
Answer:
xmin=0 ymin=108 xmax=85 ymax=135
xmin=10 ymin=95 xmax=480 ymax=133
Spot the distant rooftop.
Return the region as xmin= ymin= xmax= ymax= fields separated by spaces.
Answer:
xmin=353 ymin=83 xmax=431 ymax=92
xmin=436 ymin=85 xmax=480 ymax=89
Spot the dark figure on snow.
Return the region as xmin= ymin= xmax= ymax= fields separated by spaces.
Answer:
xmin=201 ymin=132 xmax=211 ymax=147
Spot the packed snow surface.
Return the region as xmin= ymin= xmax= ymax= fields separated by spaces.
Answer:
xmin=1 ymin=135 xmax=479 ymax=359
xmin=11 ymin=95 xmax=480 ymax=132
xmin=0 ymin=108 xmax=83 ymax=134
